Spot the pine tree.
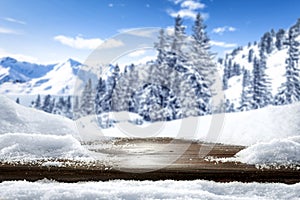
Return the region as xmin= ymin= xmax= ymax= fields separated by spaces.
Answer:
xmin=225 ymin=99 xmax=235 ymax=113
xmin=275 ymin=20 xmax=300 ymax=105
xmin=16 ymin=98 xmax=20 ymax=104
xmin=34 ymin=94 xmax=41 ymax=109
xmin=53 ymin=96 xmax=65 ymax=115
xmin=154 ymin=29 xmax=168 ymax=65
xmin=233 ymin=63 xmax=242 ymax=76
xmin=42 ymin=94 xmax=53 ymax=113
xmin=171 ymin=15 xmax=186 ymax=56
xmin=80 ymin=78 xmax=94 ymax=116
xmin=239 ymin=69 xmax=253 ymax=111
xmin=65 ymin=96 xmax=72 ymax=119
xmin=252 ymin=56 xmax=272 ymax=109
xmin=192 ymin=13 xmax=210 ymax=51
xmin=260 ymin=32 xmax=274 ymax=54
xmin=248 ymin=49 xmax=254 ymax=63
xmin=95 ymin=77 xmax=112 ymax=114
xmin=189 ymin=12 xmax=216 ymax=114
xmin=275 ymin=29 xmax=286 ymax=50
xmin=73 ymin=96 xmax=80 ymax=119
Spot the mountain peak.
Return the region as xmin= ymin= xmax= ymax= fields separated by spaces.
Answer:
xmin=0 ymin=57 xmax=17 ymax=64
xmin=66 ymin=58 xmax=82 ymax=67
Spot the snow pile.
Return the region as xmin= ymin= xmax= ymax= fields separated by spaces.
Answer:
xmin=235 ymin=136 xmax=300 ymax=166
xmin=0 ymin=95 xmax=79 ymax=138
xmin=0 ymin=179 xmax=299 ymax=199
xmin=0 ymin=133 xmax=92 ymax=162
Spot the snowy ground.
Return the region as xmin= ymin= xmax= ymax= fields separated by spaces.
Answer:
xmin=78 ymin=101 xmax=300 ymax=146
xmin=235 ymin=136 xmax=300 ymax=167
xmin=0 ymin=133 xmax=93 ymax=163
xmin=0 ymin=95 xmax=300 ymax=198
xmin=1 ymin=94 xmax=300 ymax=167
xmin=0 ymin=179 xmax=299 ymax=200
xmin=0 ymin=95 xmax=78 ymax=137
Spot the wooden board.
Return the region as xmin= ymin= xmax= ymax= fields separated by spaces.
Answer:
xmin=0 ymin=138 xmax=299 ymax=183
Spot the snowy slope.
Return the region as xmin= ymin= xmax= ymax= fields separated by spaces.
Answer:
xmin=0 ymin=57 xmax=98 ymax=95
xmin=0 ymin=179 xmax=299 ymax=199
xmin=88 ymin=102 xmax=300 ymax=146
xmin=222 ymin=31 xmax=300 ymax=106
xmin=0 ymin=95 xmax=79 ymax=137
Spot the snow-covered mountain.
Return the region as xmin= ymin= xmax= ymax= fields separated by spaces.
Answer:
xmin=220 ymin=24 xmax=300 ymax=107
xmin=0 ymin=57 xmax=98 ymax=96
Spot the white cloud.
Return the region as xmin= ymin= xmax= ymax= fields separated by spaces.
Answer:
xmin=54 ymin=35 xmax=124 ymax=50
xmin=181 ymin=0 xmax=205 ymax=10
xmin=3 ymin=17 xmax=26 ymax=25
xmin=212 ymin=26 xmax=236 ymax=35
xmin=0 ymin=48 xmax=38 ymax=63
xmin=98 ymin=39 xmax=124 ymax=49
xmin=167 ymin=9 xmax=197 ymax=19
xmin=118 ymin=28 xmax=158 ymax=38
xmin=0 ymin=27 xmax=19 ymax=34
xmin=167 ymin=0 xmax=207 ymax=20
xmin=54 ymin=35 xmax=103 ymax=49
xmin=108 ymin=3 xmax=114 ymax=7
xmin=210 ymin=40 xmax=237 ymax=48
xmin=128 ymin=49 xmax=147 ymax=57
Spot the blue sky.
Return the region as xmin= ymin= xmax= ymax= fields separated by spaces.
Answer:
xmin=0 ymin=0 xmax=299 ymax=64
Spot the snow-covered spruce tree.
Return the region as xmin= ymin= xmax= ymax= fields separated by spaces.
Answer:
xmin=171 ymin=15 xmax=187 ymax=57
xmin=154 ymin=29 xmax=168 ymax=65
xmin=42 ymin=94 xmax=54 ymax=113
xmin=52 ymin=96 xmax=72 ymax=118
xmin=222 ymin=73 xmax=229 ymax=90
xmin=248 ymin=49 xmax=254 ymax=63
xmin=239 ymin=69 xmax=253 ymax=111
xmin=260 ymin=31 xmax=274 ymax=55
xmin=33 ymin=94 xmax=41 ymax=109
xmin=190 ymin=13 xmax=215 ymax=79
xmin=275 ymin=19 xmax=300 ymax=105
xmin=252 ymin=55 xmax=272 ymax=109
xmin=110 ymin=16 xmax=193 ymax=121
xmin=222 ymin=58 xmax=234 ymax=88
xmin=95 ymin=65 xmax=119 ymax=114
xmin=233 ymin=63 xmax=242 ymax=76
xmin=72 ymin=96 xmax=80 ymax=119
xmin=80 ymin=78 xmax=94 ymax=116
xmin=65 ymin=96 xmax=72 ymax=119
xmin=188 ymin=12 xmax=216 ymax=115
xmin=53 ymin=96 xmax=65 ymax=115
xmin=95 ymin=77 xmax=107 ymax=114
xmin=225 ymin=99 xmax=235 ymax=113
xmin=275 ymin=29 xmax=286 ymax=50
xmin=109 ymin=14 xmax=218 ymax=121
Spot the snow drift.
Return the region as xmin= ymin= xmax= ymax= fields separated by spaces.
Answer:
xmin=1 ymin=93 xmax=299 ymax=147
xmin=235 ymin=136 xmax=300 ymax=166
xmin=0 ymin=179 xmax=299 ymax=199
xmin=0 ymin=95 xmax=79 ymax=138
xmin=91 ymin=102 xmax=300 ymax=146
xmin=0 ymin=133 xmax=91 ymax=162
